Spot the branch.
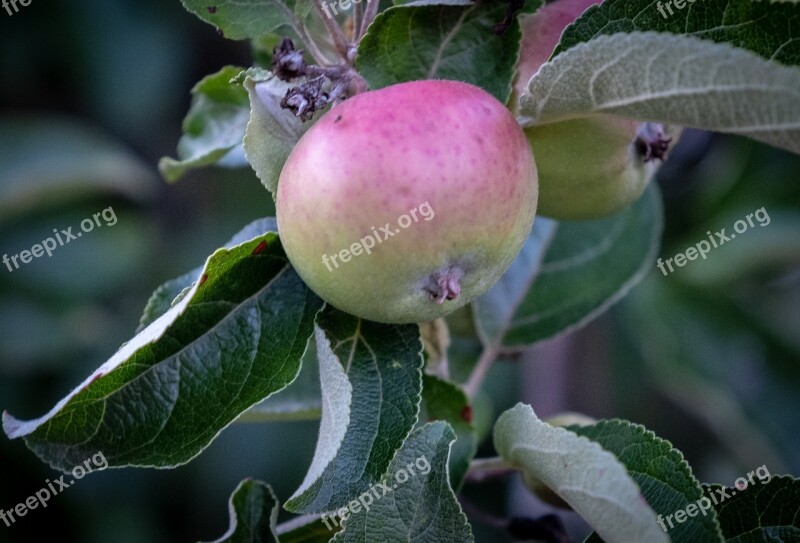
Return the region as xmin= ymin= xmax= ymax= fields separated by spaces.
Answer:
xmin=464 ymin=342 xmax=500 ymax=400
xmin=465 ymin=456 xmax=514 ymax=483
xmin=314 ymin=0 xmax=351 ymax=60
xmin=359 ymin=0 xmax=380 ymax=40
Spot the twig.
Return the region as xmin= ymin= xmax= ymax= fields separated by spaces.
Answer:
xmin=465 ymin=456 xmax=514 ymax=484
xmin=314 ymin=0 xmax=351 ymax=60
xmin=464 ymin=342 xmax=500 ymax=400
xmin=353 ymin=2 xmax=362 ymax=38
xmin=276 ymin=1 xmax=329 ymax=65
xmin=358 ymin=0 xmax=380 ymax=40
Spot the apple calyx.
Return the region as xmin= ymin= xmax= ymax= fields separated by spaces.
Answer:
xmin=424 ymin=266 xmax=465 ymax=304
xmin=635 ymin=122 xmax=672 ymax=162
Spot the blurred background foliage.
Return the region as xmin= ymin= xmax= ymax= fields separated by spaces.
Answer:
xmin=0 ymin=1 xmax=798 ymax=542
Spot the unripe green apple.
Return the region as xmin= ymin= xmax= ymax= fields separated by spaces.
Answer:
xmin=277 ymin=80 xmax=538 ymax=324
xmin=515 ymin=0 xmax=672 ymax=220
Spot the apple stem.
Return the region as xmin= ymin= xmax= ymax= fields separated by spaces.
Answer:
xmin=425 ymin=267 xmax=464 ymax=304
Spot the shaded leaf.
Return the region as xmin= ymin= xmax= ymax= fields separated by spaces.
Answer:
xmin=205 ymin=479 xmax=279 ymax=543
xmin=705 ymin=476 xmax=800 ymax=542
xmin=474 ymin=183 xmax=661 ymax=349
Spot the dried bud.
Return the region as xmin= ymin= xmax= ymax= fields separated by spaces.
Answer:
xmin=272 ymin=37 xmax=307 ymax=81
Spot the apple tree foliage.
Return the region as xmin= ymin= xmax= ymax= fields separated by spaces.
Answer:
xmin=4 ymin=0 xmax=800 ymax=541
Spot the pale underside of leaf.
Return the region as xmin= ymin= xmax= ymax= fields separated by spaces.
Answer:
xmin=494 ymin=404 xmax=669 ymax=543
xmin=522 ymin=32 xmax=800 ymax=154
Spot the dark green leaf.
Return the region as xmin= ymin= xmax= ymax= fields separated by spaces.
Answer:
xmin=474 ymin=184 xmax=662 ymax=349
xmin=330 ymin=422 xmax=474 ymax=543
xmin=240 ymin=338 xmax=321 ymax=422
xmin=285 ymin=308 xmax=424 ymax=514
xmin=3 ymin=232 xmax=323 ymax=469
xmin=553 ymin=0 xmax=800 ymax=66
xmin=357 ymin=0 xmax=539 ymax=103
xmin=570 ymin=419 xmax=724 ymax=542
xmin=704 ymin=476 xmax=800 ymax=542
xmin=138 ymin=218 xmax=278 ymax=330
xmin=204 ymin=479 xmax=279 ymax=543
xmin=420 ymin=375 xmax=477 ymax=490
xmin=179 ymin=0 xmax=312 ymax=41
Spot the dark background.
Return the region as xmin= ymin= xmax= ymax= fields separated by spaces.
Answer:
xmin=1 ymin=1 xmax=799 ymax=542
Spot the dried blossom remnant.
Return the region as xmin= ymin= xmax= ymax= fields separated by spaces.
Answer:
xmin=272 ymin=37 xmax=307 ymax=81
xmin=281 ymin=77 xmax=330 ymax=122
xmin=635 ymin=122 xmax=672 ymax=162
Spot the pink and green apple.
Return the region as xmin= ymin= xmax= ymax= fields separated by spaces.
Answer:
xmin=277 ymin=80 xmax=538 ymax=323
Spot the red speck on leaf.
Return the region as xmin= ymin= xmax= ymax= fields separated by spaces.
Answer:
xmin=86 ymin=372 xmax=105 ymax=388
xmin=207 ymin=6 xmax=217 ymax=13
xmin=461 ymin=405 xmax=473 ymax=423
xmin=198 ymin=274 xmax=209 ymax=287
xmin=251 ymin=240 xmax=268 ymax=255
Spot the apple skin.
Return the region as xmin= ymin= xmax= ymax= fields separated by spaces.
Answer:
xmin=515 ymin=0 xmax=663 ymax=220
xmin=276 ymin=80 xmax=538 ymax=324
xmin=526 ymin=117 xmax=657 ymax=220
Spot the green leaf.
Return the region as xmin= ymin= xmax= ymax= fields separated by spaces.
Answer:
xmin=240 ymin=342 xmax=321 ymax=422
xmin=357 ymin=0 xmax=539 ymax=104
xmin=569 ymin=420 xmax=724 ymax=542
xmin=3 ymin=232 xmax=324 ymax=469
xmin=179 ymin=0 xmax=312 ymax=41
xmin=0 ymin=117 xmax=155 ymax=220
xmin=420 ymin=375 xmax=477 ymax=490
xmin=330 ymin=422 xmax=474 ymax=543
xmin=277 ymin=517 xmax=339 ymax=542
xmin=243 ymin=72 xmax=316 ymax=200
xmin=204 ymin=479 xmax=280 ymax=543
xmin=705 ymin=476 xmax=800 ymax=542
xmin=138 ymin=218 xmax=278 ymax=330
xmin=474 ymin=183 xmax=662 ymax=350
xmin=494 ymin=403 xmax=669 ymax=543
xmin=521 ymin=32 xmax=800 ymax=154
xmin=159 ymin=66 xmax=250 ymax=182
xmin=553 ymin=0 xmax=800 ymax=66
xmin=285 ymin=308 xmax=424 ymax=514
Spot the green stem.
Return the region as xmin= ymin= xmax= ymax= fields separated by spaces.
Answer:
xmin=464 ymin=342 xmax=500 ymax=400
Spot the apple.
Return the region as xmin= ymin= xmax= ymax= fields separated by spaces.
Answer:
xmin=515 ymin=0 xmax=673 ymax=220
xmin=276 ymin=80 xmax=538 ymax=324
